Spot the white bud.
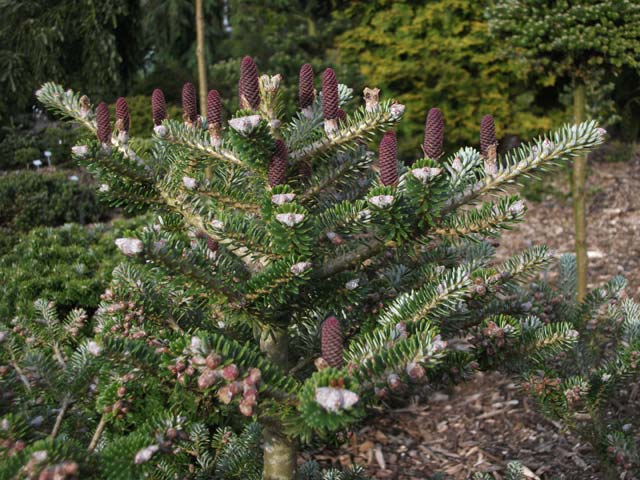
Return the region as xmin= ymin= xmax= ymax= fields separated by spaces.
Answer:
xmin=389 ymin=102 xmax=405 ymax=119
xmin=99 ymin=184 xmax=110 ymax=193
xmin=411 ymin=167 xmax=442 ymax=183
xmin=601 ymin=373 xmax=611 ymax=382
xmin=228 ymin=115 xmax=261 ymax=135
xmin=134 ymin=444 xmax=160 ymax=464
xmin=32 ymin=451 xmax=48 ymax=463
xmin=154 ymin=125 xmax=168 ymax=137
xmin=189 ymin=336 xmax=204 ymax=354
xmin=566 ymin=329 xmax=579 ymax=339
xmin=71 ymin=145 xmax=89 ymax=157
xmin=452 ymin=156 xmax=462 ymax=172
xmin=87 ymin=341 xmax=102 ymax=356
xmin=182 ymin=176 xmax=197 ymax=190
xmin=0 ymin=331 xmax=7 ymax=343
xmin=276 ymin=213 xmax=305 ymax=227
xmin=210 ymin=219 xmax=225 ymax=230
xmin=345 ymin=279 xmax=359 ymax=290
xmin=115 ymin=238 xmax=144 ymax=256
xmin=508 ymin=200 xmax=526 ymax=215
xmin=290 ymin=262 xmax=312 ymax=275
xmin=596 ymin=127 xmax=607 ymax=139
xmin=314 ymin=387 xmax=359 ymax=412
xmin=368 ymin=195 xmax=394 ymax=208
xmin=271 ymin=193 xmax=296 ymax=205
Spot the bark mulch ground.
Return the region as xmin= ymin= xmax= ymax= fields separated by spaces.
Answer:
xmin=309 ymin=372 xmax=601 ymax=479
xmin=310 ymin=155 xmax=640 ymax=479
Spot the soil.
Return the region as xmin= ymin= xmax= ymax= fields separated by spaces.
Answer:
xmin=310 ymin=155 xmax=640 ymax=479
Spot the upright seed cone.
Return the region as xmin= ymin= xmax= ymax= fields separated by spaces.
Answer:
xmin=96 ymin=102 xmax=111 ymax=144
xmin=151 ymin=89 xmax=167 ymax=126
xmin=423 ymin=108 xmax=444 ymax=159
xmin=379 ymin=130 xmax=398 ymax=186
xmin=321 ymin=316 xmax=343 ymax=368
xmin=268 ymin=139 xmax=288 ymax=187
xmin=239 ymin=56 xmax=260 ymax=110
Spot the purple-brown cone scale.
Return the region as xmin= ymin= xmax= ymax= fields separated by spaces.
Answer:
xmin=337 ymin=108 xmax=347 ymax=125
xmin=321 ymin=316 xmax=343 ymax=368
xmin=299 ymin=63 xmax=315 ymax=109
xmin=115 ymin=97 xmax=130 ymax=132
xmin=152 ymin=89 xmax=167 ymax=126
xmin=240 ymin=56 xmax=260 ymax=110
xmin=480 ymin=114 xmax=497 ymax=156
xmin=322 ymin=68 xmax=339 ymax=120
xmin=379 ymin=131 xmax=398 ymax=186
xmin=268 ymin=139 xmax=287 ymax=187
xmin=206 ymin=90 xmax=222 ymax=128
xmin=182 ymin=82 xmax=198 ymax=123
xmin=423 ymin=108 xmax=444 ymax=159
xmin=96 ymin=102 xmax=111 ymax=144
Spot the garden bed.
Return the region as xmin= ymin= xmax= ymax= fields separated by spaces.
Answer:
xmin=316 ymin=155 xmax=640 ymax=478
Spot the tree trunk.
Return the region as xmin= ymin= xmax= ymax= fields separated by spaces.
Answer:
xmin=260 ymin=329 xmax=297 ymax=480
xmin=195 ymin=0 xmax=207 ymax=115
xmin=572 ymin=80 xmax=588 ymax=301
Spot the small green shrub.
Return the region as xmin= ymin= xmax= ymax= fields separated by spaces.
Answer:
xmin=0 ymin=131 xmax=34 ymax=170
xmin=0 ymin=170 xmax=109 ymax=252
xmin=12 ymin=146 xmax=41 ymax=169
xmin=0 ymin=125 xmax=85 ymax=170
xmin=0 ymin=218 xmax=143 ymax=319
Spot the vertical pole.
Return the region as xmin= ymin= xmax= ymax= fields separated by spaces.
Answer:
xmin=572 ymin=79 xmax=588 ymax=301
xmin=195 ymin=0 xmax=208 ymax=115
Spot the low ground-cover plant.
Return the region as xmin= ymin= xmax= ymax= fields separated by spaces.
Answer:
xmin=0 ymin=218 xmax=144 ymax=319
xmin=3 ymin=56 xmax=620 ymax=479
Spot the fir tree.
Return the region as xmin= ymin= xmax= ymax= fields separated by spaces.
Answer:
xmin=487 ymin=0 xmax=640 ymax=301
xmin=19 ymin=58 xmax=608 ymax=478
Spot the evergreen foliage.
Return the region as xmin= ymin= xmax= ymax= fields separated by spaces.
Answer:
xmin=488 ymin=0 xmax=640 ymax=87
xmin=0 ymin=219 xmax=143 ymax=319
xmin=0 ymin=170 xmax=109 ymax=253
xmin=334 ymin=0 xmax=559 ymax=154
xmin=12 ymin=58 xmax=609 ymax=478
xmin=0 ymin=0 xmax=144 ymax=123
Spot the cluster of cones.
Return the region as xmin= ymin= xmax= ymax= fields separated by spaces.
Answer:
xmin=94 ymin=57 xmax=498 ymax=200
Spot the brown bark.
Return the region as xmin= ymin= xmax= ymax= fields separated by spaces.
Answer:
xmin=260 ymin=329 xmax=297 ymax=479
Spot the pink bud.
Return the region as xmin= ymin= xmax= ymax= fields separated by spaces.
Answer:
xmin=206 ymin=353 xmax=222 ymax=369
xmin=197 ymin=369 xmax=220 ymax=389
xmin=239 ymin=400 xmax=254 ymax=417
xmin=406 ymin=362 xmax=425 ymax=380
xmin=243 ymin=388 xmax=258 ymax=404
xmin=248 ymin=368 xmax=262 ymax=384
xmin=222 ymin=364 xmax=239 ymax=381
xmin=217 ymin=385 xmax=235 ymax=404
